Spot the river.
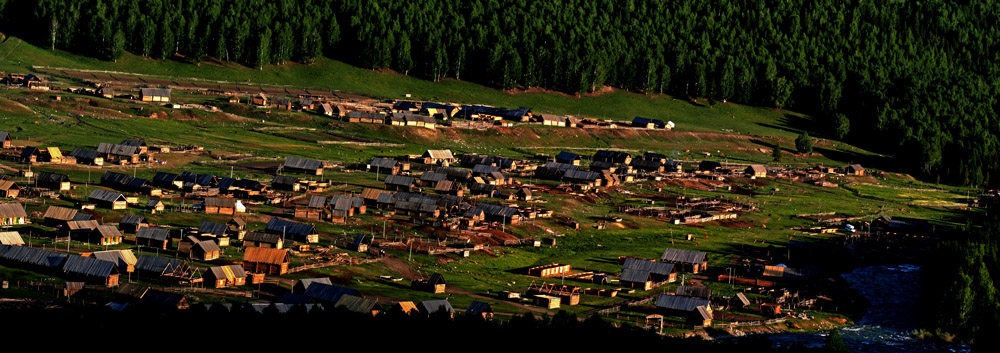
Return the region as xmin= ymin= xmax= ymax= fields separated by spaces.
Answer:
xmin=767 ymin=264 xmax=968 ymax=352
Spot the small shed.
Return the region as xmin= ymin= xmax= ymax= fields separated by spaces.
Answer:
xmin=745 ymin=165 xmax=767 ymax=178
xmin=412 ymin=273 xmax=446 ymax=293
xmin=846 ymin=164 xmax=865 ymax=176
xmin=418 ymin=299 xmax=455 ymax=318
xmin=466 ymin=301 xmax=494 ymax=320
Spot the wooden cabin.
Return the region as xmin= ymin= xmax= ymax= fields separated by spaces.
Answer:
xmin=89 ymin=189 xmax=128 ymax=210
xmin=243 ymin=247 xmax=290 ymax=275
xmin=204 ymin=264 xmax=247 ymax=288
xmin=203 ymin=197 xmax=246 ymax=215
xmin=62 ymin=255 xmax=119 ymax=287
xmin=191 ymin=239 xmax=221 ymax=261
xmin=660 ymin=248 xmax=709 ymax=274
xmin=135 ymin=227 xmax=170 ymax=249
xmin=745 ymin=165 xmax=767 ymax=178
xmin=846 ymin=164 xmax=865 ymax=176
xmin=411 ymin=273 xmax=447 ymax=293
xmin=0 ymin=203 xmax=28 ymax=226
xmin=140 ymin=88 xmax=171 ymax=102
xmin=0 ymin=181 xmax=20 ymax=198
xmin=527 ymin=263 xmax=571 ymax=278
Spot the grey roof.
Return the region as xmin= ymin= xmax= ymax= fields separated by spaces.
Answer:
xmin=384 ymin=174 xmax=415 ymax=187
xmin=0 ymin=131 xmax=8 ymax=141
xmin=466 ymin=301 xmax=493 ymax=316
xmin=296 ymin=277 xmax=333 ymax=292
xmin=655 ymin=294 xmax=710 ymax=311
xmin=198 ymin=221 xmax=228 ymax=236
xmin=265 ymin=218 xmax=316 ymax=238
xmin=140 ymin=88 xmax=171 ymax=97
xmin=0 ymin=244 xmax=67 ymax=268
xmin=62 ymin=255 xmax=116 ymax=278
xmin=334 ymin=294 xmax=379 ymax=314
xmin=119 ymin=214 xmax=145 ymax=225
xmin=36 ymin=171 xmax=70 ymax=184
xmin=284 ymin=157 xmax=323 ymax=171
xmin=153 ymin=172 xmax=179 ymax=184
xmin=88 ymin=189 xmax=126 ymax=203
xmin=69 ymin=148 xmax=100 ymax=160
xmin=675 ymin=286 xmax=712 ymax=299
xmin=97 ymin=142 xmax=138 ymax=157
xmin=101 ymin=171 xmax=132 ymax=186
xmin=419 ymin=299 xmax=455 ymax=315
xmin=564 ymin=169 xmax=600 ymax=182
xmin=622 ymin=258 xmax=675 ymax=276
xmin=303 ymin=283 xmax=359 ymax=303
xmin=472 ymin=164 xmax=500 ymax=174
xmin=556 ymin=152 xmax=580 ymax=162
xmin=477 ymin=203 xmax=521 ymax=218
xmin=660 ymin=248 xmax=708 ymax=265
xmin=420 ymin=172 xmax=447 ymax=182
xmin=243 ymin=231 xmax=282 ymax=244
xmin=620 ymin=268 xmax=652 ymax=283
xmin=93 ymin=225 xmax=123 ymax=239
xmin=136 ymin=227 xmax=170 ymax=241
xmin=370 ymin=157 xmax=398 ymax=170
xmin=271 ymin=175 xmax=300 ymax=185
xmin=135 ymin=255 xmax=184 ymax=274
xmin=308 ymin=195 xmax=328 ymax=208
xmin=120 ymin=139 xmax=146 ymax=147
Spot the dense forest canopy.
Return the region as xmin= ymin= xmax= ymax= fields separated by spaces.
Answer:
xmin=2 ymin=0 xmax=999 ymax=186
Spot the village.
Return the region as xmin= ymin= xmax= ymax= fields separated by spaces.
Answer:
xmin=0 ymin=70 xmax=972 ymax=336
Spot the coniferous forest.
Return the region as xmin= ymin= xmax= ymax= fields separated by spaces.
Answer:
xmin=2 ymin=0 xmax=998 ymax=187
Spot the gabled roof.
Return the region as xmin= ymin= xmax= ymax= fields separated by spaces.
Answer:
xmin=423 ymin=149 xmax=455 ymax=160
xmin=140 ymin=88 xmax=171 ymax=97
xmin=0 ymin=131 xmax=8 ymax=141
xmin=308 ymin=195 xmax=328 ymax=208
xmin=153 ymin=172 xmax=180 ymax=184
xmin=655 ymin=294 xmax=710 ymax=311
xmin=135 ymin=255 xmax=184 ymax=274
xmin=466 ymin=301 xmax=493 ymax=316
xmin=20 ymin=146 xmax=39 ymax=159
xmin=243 ymin=247 xmax=289 ymax=264
xmin=36 ymin=171 xmax=70 ymax=184
xmin=194 ymin=239 xmax=221 ymax=253
xmin=0 ymin=244 xmax=67 ymax=267
xmin=101 ymin=171 xmax=132 ymax=186
xmin=136 ymin=227 xmax=170 ymax=241
xmin=271 ymin=175 xmax=300 ymax=185
xmin=0 ymin=180 xmax=18 ymax=191
xmin=334 ymin=294 xmax=379 ymax=314
xmin=660 ymin=248 xmax=707 ymax=265
xmin=66 ymin=220 xmax=100 ymax=231
xmin=620 ymin=268 xmax=652 ymax=283
xmin=146 ymin=199 xmax=163 ymax=207
xmin=204 ymin=197 xmax=242 ymax=208
xmin=556 ymin=151 xmax=580 ymax=161
xmin=69 ymin=148 xmax=100 ymax=160
xmin=284 ymin=157 xmax=323 ymax=171
xmin=119 ymin=214 xmax=145 ymax=226
xmin=93 ymin=225 xmax=123 ymax=239
xmin=198 ymin=221 xmax=228 ymax=236
xmin=120 ymin=139 xmax=146 ymax=147
xmin=370 ymin=157 xmax=398 ymax=170
xmin=265 ymin=218 xmax=316 ymax=238
xmin=63 ymin=255 xmax=116 ymax=278
xmin=746 ymin=164 xmax=767 ymax=174
xmin=97 ymin=142 xmax=138 ymax=156
xmin=296 ymin=277 xmax=333 ymax=292
xmin=384 ymin=174 xmax=415 ymax=187
xmin=92 ymin=250 xmax=137 ymax=268
xmin=736 ymin=292 xmax=751 ymax=306
xmin=0 ymin=231 xmax=25 ymax=245
xmin=0 ymin=203 xmax=28 ymax=218
xmin=472 ymin=164 xmax=500 ymax=174
xmin=43 ymin=206 xmax=78 ymax=221
xmin=622 ymin=258 xmax=675 ymax=276
xmin=303 ymin=283 xmax=359 ymax=303
xmin=420 ymin=172 xmax=447 ymax=182
xmin=477 ymin=203 xmax=521 ymax=218
xmin=675 ymin=285 xmax=712 ymax=299
xmin=89 ymin=189 xmax=126 ymax=203
xmin=243 ymin=231 xmax=282 ymax=244
xmin=419 ymin=299 xmax=455 ymax=315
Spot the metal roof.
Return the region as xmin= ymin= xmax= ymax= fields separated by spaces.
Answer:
xmin=93 ymin=225 xmax=123 ymax=239
xmin=472 ymin=164 xmax=500 ymax=174
xmin=0 ymin=245 xmax=67 ymax=267
xmin=420 ymin=172 xmax=447 ymax=182
xmin=303 ymin=283 xmax=359 ymax=303
xmin=466 ymin=301 xmax=493 ymax=316
xmin=198 ymin=221 xmax=228 ymax=236
xmin=334 ymin=294 xmax=379 ymax=313
xmin=69 ymin=148 xmax=100 ymax=160
xmin=63 ymin=255 xmax=116 ymax=277
xmin=655 ymin=294 xmax=710 ymax=311
xmin=194 ymin=239 xmax=221 ymax=253
xmin=271 ymin=175 xmax=299 ymax=185
xmin=0 ymin=203 xmax=27 ymax=218
xmin=660 ymin=248 xmax=708 ymax=265
xmin=0 ymin=131 xmax=8 ymax=141
xmin=265 ymin=218 xmax=316 ymax=238
xmin=477 ymin=203 xmax=521 ymax=218
xmin=96 ymin=142 xmax=138 ymax=156
xmin=92 ymin=250 xmax=137 ymax=267
xmin=135 ymin=255 xmax=184 ymax=274
xmin=622 ymin=258 xmax=675 ymax=276
xmin=308 ymin=195 xmax=328 ymax=208
xmin=556 ymin=151 xmax=580 ymax=161
xmin=620 ymin=268 xmax=651 ymax=283
xmin=136 ymin=227 xmax=170 ymax=241
xmin=675 ymin=286 xmax=712 ymax=299
xmin=101 ymin=171 xmax=132 ymax=186
xmin=419 ymin=299 xmax=455 ymax=315
xmin=296 ymin=277 xmax=333 ymax=292
xmin=37 ymin=171 xmax=70 ymax=184
xmin=284 ymin=157 xmax=323 ymax=171
xmin=119 ymin=214 xmax=145 ymax=225
xmin=369 ymin=157 xmax=398 ymax=170
xmin=244 ymin=231 xmax=281 ymax=244
xmin=88 ymin=189 xmax=125 ymax=203
xmin=66 ymin=220 xmax=99 ymax=231
xmin=423 ymin=149 xmax=455 ymax=160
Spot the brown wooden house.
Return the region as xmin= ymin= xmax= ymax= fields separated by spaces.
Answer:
xmin=243 ymin=247 xmax=290 ymax=275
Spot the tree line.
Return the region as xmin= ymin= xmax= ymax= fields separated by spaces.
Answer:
xmin=2 ymin=0 xmax=999 ymax=185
